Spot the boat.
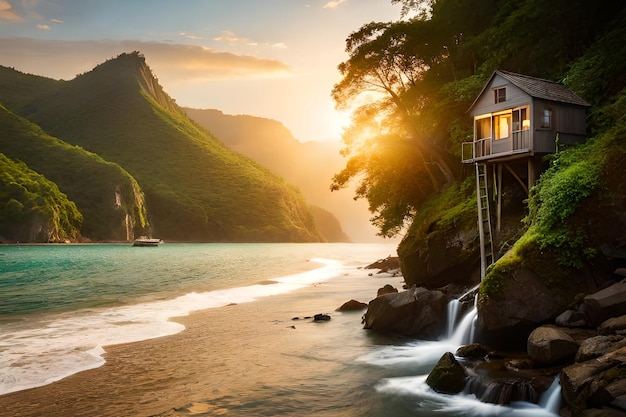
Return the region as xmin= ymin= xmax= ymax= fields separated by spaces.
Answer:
xmin=132 ymin=237 xmax=163 ymax=247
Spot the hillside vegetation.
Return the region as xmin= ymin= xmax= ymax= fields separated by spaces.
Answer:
xmin=183 ymin=108 xmax=356 ymax=242
xmin=0 ymin=153 xmax=81 ymax=242
xmin=0 ymin=53 xmax=321 ymax=243
xmin=0 ymin=103 xmax=149 ymax=241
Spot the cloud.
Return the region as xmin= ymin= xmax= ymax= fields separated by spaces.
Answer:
xmin=178 ymin=31 xmax=203 ymax=40
xmin=0 ymin=0 xmax=22 ymax=21
xmin=213 ymin=30 xmax=258 ymax=47
xmin=323 ymin=0 xmax=348 ymax=9
xmin=36 ymin=24 xmax=50 ymax=30
xmin=0 ymin=37 xmax=293 ymax=81
xmin=50 ymin=18 xmax=64 ymax=24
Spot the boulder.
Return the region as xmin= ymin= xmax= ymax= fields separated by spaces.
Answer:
xmin=560 ymin=345 xmax=626 ymax=411
xmin=363 ymin=286 xmax=447 ymax=338
xmin=556 ymin=309 xmax=590 ymax=328
xmin=335 ymin=299 xmax=368 ymax=311
xmin=376 ymin=284 xmax=398 ymax=297
xmin=527 ymin=325 xmax=579 ymax=365
xmin=456 ymin=343 xmax=489 ymax=359
xmin=426 ymin=352 xmax=467 ymax=394
xmin=583 ymin=279 xmax=626 ymax=325
xmin=575 ymin=335 xmax=626 ymax=363
xmin=313 ymin=313 xmax=331 ymax=322
xmin=600 ymin=315 xmax=626 ymax=335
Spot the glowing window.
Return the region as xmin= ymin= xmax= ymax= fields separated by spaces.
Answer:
xmin=494 ymin=113 xmax=511 ymax=140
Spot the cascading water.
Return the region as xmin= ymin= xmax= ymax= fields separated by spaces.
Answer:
xmin=360 ymin=294 xmax=562 ymax=416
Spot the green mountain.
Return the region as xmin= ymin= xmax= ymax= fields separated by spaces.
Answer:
xmin=0 ymin=103 xmax=149 ymax=241
xmin=183 ymin=108 xmax=355 ymax=242
xmin=1 ymin=52 xmax=321 ymax=242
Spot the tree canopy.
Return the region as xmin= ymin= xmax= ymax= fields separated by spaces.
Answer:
xmin=331 ymin=0 xmax=626 ymax=237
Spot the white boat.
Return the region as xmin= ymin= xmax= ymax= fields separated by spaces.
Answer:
xmin=132 ymin=237 xmax=163 ymax=247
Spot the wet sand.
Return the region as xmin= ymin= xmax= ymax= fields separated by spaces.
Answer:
xmin=0 ymin=271 xmax=402 ymax=417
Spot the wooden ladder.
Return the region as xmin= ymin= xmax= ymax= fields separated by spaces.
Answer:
xmin=476 ymin=163 xmax=494 ymax=279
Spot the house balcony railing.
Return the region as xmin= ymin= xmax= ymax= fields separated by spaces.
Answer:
xmin=462 ymin=130 xmax=531 ymax=163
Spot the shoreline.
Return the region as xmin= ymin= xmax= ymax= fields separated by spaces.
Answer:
xmin=0 ymin=262 xmax=403 ymax=417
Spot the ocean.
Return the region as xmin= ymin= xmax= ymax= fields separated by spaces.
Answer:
xmin=0 ymin=243 xmax=560 ymax=416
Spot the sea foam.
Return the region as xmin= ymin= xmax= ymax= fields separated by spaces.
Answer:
xmin=0 ymin=258 xmax=342 ymax=395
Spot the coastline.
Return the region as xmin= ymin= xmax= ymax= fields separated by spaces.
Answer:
xmin=0 ymin=261 xmax=403 ymax=417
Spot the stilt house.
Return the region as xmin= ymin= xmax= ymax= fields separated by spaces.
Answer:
xmin=461 ymin=70 xmax=590 ymax=278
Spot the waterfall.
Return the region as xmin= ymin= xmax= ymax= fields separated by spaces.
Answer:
xmin=538 ymin=376 xmax=561 ymax=414
xmin=365 ymin=292 xmax=563 ymax=416
xmin=446 ymin=298 xmax=460 ymax=338
xmin=446 ymin=295 xmax=478 ymax=346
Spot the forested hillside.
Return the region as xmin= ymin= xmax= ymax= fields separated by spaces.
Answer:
xmin=0 ymin=53 xmax=322 ymax=243
xmin=183 ymin=108 xmax=357 ymax=242
xmin=0 ymin=104 xmax=149 ymax=241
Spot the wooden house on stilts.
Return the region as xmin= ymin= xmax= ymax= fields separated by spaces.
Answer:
xmin=461 ymin=70 xmax=590 ymax=278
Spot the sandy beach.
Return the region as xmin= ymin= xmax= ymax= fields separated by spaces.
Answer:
xmin=0 ymin=268 xmax=403 ymax=417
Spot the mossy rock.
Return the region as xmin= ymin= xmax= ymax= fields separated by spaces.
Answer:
xmin=426 ymin=352 xmax=467 ymax=394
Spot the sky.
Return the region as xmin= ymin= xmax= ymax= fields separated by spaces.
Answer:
xmin=0 ymin=0 xmax=404 ymax=142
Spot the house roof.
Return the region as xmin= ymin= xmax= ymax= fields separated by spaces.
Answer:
xmin=468 ymin=70 xmax=590 ymax=113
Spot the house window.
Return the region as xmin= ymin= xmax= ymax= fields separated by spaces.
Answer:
xmin=494 ymin=87 xmax=506 ymax=103
xmin=512 ymin=107 xmax=530 ymax=132
xmin=494 ymin=113 xmax=511 ymax=140
xmin=475 ymin=117 xmax=491 ymax=139
xmin=541 ymin=108 xmax=552 ymax=129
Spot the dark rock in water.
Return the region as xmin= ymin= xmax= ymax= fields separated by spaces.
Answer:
xmin=336 ymin=299 xmax=368 ymax=311
xmin=426 ymin=352 xmax=467 ymax=394
xmin=456 ymin=343 xmax=489 ymax=359
xmin=527 ymin=325 xmax=579 ymax=365
xmin=376 ymin=284 xmax=398 ymax=297
xmin=365 ymin=256 xmax=400 ymax=273
xmin=313 ymin=313 xmax=331 ymax=322
xmin=363 ymin=286 xmax=447 ymax=338
xmin=466 ymin=374 xmax=538 ymax=405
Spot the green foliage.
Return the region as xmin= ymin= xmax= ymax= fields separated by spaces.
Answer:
xmin=400 ymin=177 xmax=476 ymax=252
xmin=8 ymin=52 xmax=320 ymax=242
xmin=525 ymin=140 xmax=602 ymax=268
xmin=0 ymin=153 xmax=82 ymax=242
xmin=334 ymin=0 xmax=625 ymax=237
xmin=0 ymin=103 xmax=149 ymax=241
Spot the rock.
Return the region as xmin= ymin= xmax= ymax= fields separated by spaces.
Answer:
xmin=576 ymin=335 xmax=626 ymax=363
xmin=556 ymin=309 xmax=590 ymax=328
xmin=456 ymin=343 xmax=489 ymax=359
xmin=313 ymin=314 xmax=331 ymax=322
xmin=527 ymin=325 xmax=579 ymax=365
xmin=583 ymin=279 xmax=626 ymax=326
xmin=363 ymin=286 xmax=447 ymax=338
xmin=477 ymin=268 xmax=573 ymax=336
xmin=426 ymin=352 xmax=467 ymax=394
xmin=466 ymin=375 xmax=538 ymax=405
xmin=600 ymin=315 xmax=626 ymax=335
xmin=376 ymin=284 xmax=398 ymax=297
xmin=335 ymin=299 xmax=368 ymax=311
xmin=365 ymin=256 xmax=400 ymax=273
xmin=615 ymin=268 xmax=626 ymax=278
xmin=560 ymin=345 xmax=626 ymax=411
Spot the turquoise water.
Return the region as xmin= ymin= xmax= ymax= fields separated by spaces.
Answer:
xmin=0 ymin=243 xmax=560 ymax=416
xmin=0 ymin=243 xmax=347 ymax=316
